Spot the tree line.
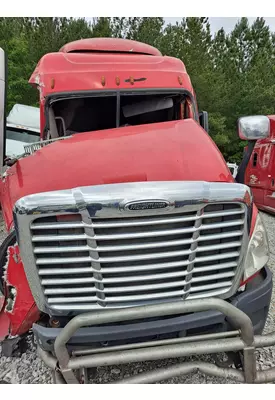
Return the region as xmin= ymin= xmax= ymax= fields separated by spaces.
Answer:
xmin=0 ymin=17 xmax=274 ymax=162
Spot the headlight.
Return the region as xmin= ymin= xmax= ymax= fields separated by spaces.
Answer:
xmin=243 ymin=213 xmax=269 ymax=281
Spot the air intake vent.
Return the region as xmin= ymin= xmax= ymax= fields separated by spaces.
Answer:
xmin=59 ymin=38 xmax=162 ymax=56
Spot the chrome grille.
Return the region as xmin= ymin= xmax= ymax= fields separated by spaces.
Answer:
xmin=30 ymin=203 xmax=246 ymax=312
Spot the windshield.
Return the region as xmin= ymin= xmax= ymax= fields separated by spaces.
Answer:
xmin=6 ymin=127 xmax=40 ymax=158
xmin=6 ymin=128 xmax=40 ymax=143
xmin=47 ymin=90 xmax=198 ymax=138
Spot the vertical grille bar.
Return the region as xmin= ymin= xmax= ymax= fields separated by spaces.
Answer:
xmin=81 ymin=210 xmax=106 ymax=307
xmin=184 ymin=209 xmax=204 ymax=295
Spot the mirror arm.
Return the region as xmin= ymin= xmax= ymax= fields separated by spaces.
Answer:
xmin=235 ymin=141 xmax=256 ymax=184
xmin=199 ymin=111 xmax=209 ymax=133
xmin=5 ymin=157 xmax=18 ymax=167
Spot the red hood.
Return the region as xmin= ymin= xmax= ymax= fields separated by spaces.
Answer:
xmin=1 ymin=119 xmax=232 ymax=230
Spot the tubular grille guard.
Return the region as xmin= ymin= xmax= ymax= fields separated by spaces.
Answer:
xmin=37 ymin=298 xmax=275 ymax=384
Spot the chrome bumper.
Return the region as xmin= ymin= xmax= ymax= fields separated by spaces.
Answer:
xmin=37 ymin=297 xmax=275 ymax=384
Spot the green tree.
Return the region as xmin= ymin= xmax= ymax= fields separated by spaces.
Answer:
xmin=0 ymin=17 xmax=274 ymax=162
xmin=91 ymin=18 xmax=112 ymax=37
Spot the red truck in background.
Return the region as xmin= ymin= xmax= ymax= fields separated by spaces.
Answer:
xmin=245 ymin=117 xmax=275 ymax=214
xmin=0 ymin=38 xmax=275 ymax=384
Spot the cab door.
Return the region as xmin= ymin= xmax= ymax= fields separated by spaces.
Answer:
xmin=245 ymin=139 xmax=270 ymax=208
xmin=247 ymin=138 xmax=275 ymax=211
xmin=0 ymin=47 xmax=7 ymax=205
xmin=0 ymin=47 xmax=7 ymax=176
xmin=263 ymin=139 xmax=275 ymax=211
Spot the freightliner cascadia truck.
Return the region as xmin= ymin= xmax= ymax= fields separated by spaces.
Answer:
xmin=0 ymin=38 xmax=274 ymax=384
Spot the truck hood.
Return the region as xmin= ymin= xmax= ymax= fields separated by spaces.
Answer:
xmin=1 ymin=119 xmax=232 ymax=230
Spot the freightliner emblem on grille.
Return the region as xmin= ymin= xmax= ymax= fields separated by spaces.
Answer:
xmin=124 ymin=200 xmax=171 ymax=211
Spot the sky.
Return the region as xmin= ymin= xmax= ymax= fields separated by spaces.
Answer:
xmin=86 ymin=17 xmax=275 ymax=35
xmin=165 ymin=17 xmax=275 ymax=34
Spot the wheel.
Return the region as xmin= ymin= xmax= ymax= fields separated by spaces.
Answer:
xmin=213 ymin=351 xmax=243 ymax=369
xmin=0 ymin=231 xmax=16 ymax=294
xmin=75 ymin=367 xmax=97 ymax=383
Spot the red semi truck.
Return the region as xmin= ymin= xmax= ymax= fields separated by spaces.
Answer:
xmin=0 ymin=38 xmax=274 ymax=384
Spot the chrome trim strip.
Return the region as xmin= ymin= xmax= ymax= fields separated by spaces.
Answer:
xmin=14 ymin=181 xmax=252 ymax=217
xmin=33 ymin=231 xmax=243 ymax=254
xmin=30 ymin=208 xmax=245 ymax=229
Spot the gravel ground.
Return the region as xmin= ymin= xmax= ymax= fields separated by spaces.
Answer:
xmin=0 ymin=211 xmax=274 ymax=384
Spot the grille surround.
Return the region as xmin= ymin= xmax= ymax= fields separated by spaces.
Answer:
xmin=14 ymin=181 xmax=251 ymax=316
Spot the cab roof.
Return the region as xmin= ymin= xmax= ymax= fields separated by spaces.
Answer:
xmin=29 ymin=38 xmax=194 ymax=98
xmin=59 ymin=37 xmax=162 ymax=56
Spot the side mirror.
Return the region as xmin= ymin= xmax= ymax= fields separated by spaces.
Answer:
xmin=236 ymin=115 xmax=270 ymax=184
xmin=199 ymin=111 xmax=209 ymax=133
xmin=238 ymin=115 xmax=270 ymax=141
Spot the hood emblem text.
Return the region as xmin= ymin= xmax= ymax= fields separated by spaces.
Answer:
xmin=124 ymin=200 xmax=170 ymax=211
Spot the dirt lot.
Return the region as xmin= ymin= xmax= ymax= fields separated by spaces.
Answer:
xmin=0 ymin=212 xmax=274 ymax=384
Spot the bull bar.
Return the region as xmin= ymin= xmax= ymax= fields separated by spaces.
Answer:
xmin=37 ymin=298 xmax=275 ymax=384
